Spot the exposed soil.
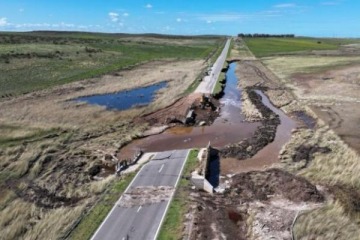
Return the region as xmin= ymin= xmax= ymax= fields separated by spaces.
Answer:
xmin=190 ymin=169 xmax=323 ymax=240
xmin=292 ymin=144 xmax=331 ymax=168
xmin=136 ymin=93 xmax=220 ymax=126
xmin=311 ymin=103 xmax=360 ymax=153
xmin=6 ymin=180 xmax=84 ymax=209
xmin=292 ymin=64 xmax=360 ymax=101
xmin=291 ymin=111 xmax=317 ymax=129
xmin=227 ymin=169 xmax=323 ymax=203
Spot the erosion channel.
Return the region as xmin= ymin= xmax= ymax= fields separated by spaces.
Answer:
xmin=119 ymin=62 xmax=297 ymax=175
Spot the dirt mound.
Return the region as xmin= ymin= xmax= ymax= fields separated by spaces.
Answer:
xmin=292 ymin=144 xmax=331 ymax=168
xmin=137 ymin=93 xmax=220 ymax=126
xmin=227 ymin=169 xmax=324 ymax=203
xmin=191 ymin=169 xmax=323 ymax=240
xmin=192 ymin=203 xmax=248 ymax=240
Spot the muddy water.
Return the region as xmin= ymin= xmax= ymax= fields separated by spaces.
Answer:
xmin=74 ymin=81 xmax=167 ymax=111
xmin=119 ymin=63 xmax=260 ymax=159
xmin=221 ymin=90 xmax=297 ymax=174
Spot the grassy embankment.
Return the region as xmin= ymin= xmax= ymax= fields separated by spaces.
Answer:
xmin=69 ymin=172 xmax=136 ymax=239
xmin=157 ymin=149 xmax=199 ymax=240
xmin=212 ymin=39 xmax=233 ymax=96
xmin=0 ymin=32 xmax=222 ymax=240
xmin=0 ymin=32 xmax=221 ymax=97
xmin=245 ymin=37 xmax=360 ymax=239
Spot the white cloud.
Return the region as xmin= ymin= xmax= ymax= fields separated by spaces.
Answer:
xmin=145 ymin=4 xmax=153 ymax=9
xmin=274 ymin=3 xmax=296 ymax=8
xmin=206 ymin=20 xmax=212 ymax=24
xmin=197 ymin=14 xmax=246 ymax=22
xmin=123 ymin=12 xmax=129 ymax=17
xmin=108 ymin=12 xmax=119 ymax=22
xmin=176 ymin=18 xmax=182 ymax=22
xmin=0 ymin=17 xmax=8 ymax=26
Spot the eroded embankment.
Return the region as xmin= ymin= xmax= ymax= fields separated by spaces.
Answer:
xmin=190 ymin=169 xmax=324 ymax=240
xmin=118 ymin=62 xmax=260 ymax=160
xmin=220 ymin=87 xmax=280 ymax=159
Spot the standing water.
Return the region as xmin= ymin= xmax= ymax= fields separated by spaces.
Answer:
xmin=119 ymin=63 xmax=260 ymax=159
xmin=74 ymin=81 xmax=167 ymax=111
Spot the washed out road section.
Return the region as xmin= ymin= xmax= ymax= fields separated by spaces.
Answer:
xmin=91 ymin=149 xmax=189 ymax=240
xmin=196 ymin=39 xmax=231 ymax=94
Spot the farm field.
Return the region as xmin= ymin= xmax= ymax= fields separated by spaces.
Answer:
xmin=244 ymin=37 xmax=360 ymax=57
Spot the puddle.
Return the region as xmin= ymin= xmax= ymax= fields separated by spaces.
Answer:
xmin=221 ymin=90 xmax=297 ymax=174
xmin=74 ymin=81 xmax=167 ymax=111
xmin=118 ymin=63 xmax=260 ymax=159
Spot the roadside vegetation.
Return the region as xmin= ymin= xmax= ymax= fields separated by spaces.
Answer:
xmin=158 ymin=149 xmax=199 ymax=240
xmin=0 ymin=32 xmax=221 ymax=97
xmin=69 ymin=172 xmax=136 ymax=240
xmin=212 ymin=72 xmax=226 ymax=96
xmin=0 ymin=32 xmax=222 ymax=239
xmin=244 ymin=37 xmax=360 ymax=57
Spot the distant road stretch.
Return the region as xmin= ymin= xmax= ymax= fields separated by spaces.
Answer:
xmin=195 ymin=38 xmax=231 ymax=94
xmin=91 ymin=149 xmax=190 ymax=240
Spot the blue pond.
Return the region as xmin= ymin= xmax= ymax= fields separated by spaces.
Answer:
xmin=75 ymin=81 xmax=167 ymax=111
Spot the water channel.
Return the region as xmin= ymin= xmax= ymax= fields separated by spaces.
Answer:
xmin=119 ymin=63 xmax=260 ymax=159
xmin=119 ymin=62 xmax=297 ymax=174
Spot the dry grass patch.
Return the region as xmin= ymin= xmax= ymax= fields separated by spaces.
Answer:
xmin=263 ymin=56 xmax=360 ymax=83
xmin=294 ymin=201 xmax=360 ymax=240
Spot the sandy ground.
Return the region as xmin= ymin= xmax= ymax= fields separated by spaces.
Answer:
xmin=264 ymin=57 xmax=360 ymax=153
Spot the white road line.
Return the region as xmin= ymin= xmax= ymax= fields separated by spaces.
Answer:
xmin=153 ymin=149 xmax=191 ymax=240
xmin=158 ymin=164 xmax=165 ymax=173
xmin=91 ymin=164 xmax=147 ymax=240
xmin=137 ymin=206 xmax=142 ymax=213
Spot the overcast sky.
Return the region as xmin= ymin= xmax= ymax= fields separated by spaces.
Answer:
xmin=0 ymin=0 xmax=359 ymax=37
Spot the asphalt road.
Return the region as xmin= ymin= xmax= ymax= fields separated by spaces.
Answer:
xmin=91 ymin=149 xmax=190 ymax=240
xmin=195 ymin=38 xmax=231 ymax=94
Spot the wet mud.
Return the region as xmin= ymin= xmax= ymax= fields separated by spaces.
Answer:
xmin=118 ymin=63 xmax=260 ymax=159
xmin=221 ymin=89 xmax=297 ymax=174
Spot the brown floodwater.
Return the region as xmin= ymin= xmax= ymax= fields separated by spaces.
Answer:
xmin=221 ymin=90 xmax=297 ymax=174
xmin=119 ymin=63 xmax=297 ymax=176
xmin=118 ymin=63 xmax=260 ymax=159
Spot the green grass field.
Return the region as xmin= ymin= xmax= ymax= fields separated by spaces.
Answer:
xmin=0 ymin=32 xmax=222 ymax=97
xmin=244 ymin=37 xmax=355 ymax=57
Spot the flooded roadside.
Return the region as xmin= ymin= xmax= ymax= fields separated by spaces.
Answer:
xmin=221 ymin=90 xmax=297 ymax=174
xmin=118 ymin=63 xmax=260 ymax=159
xmin=118 ymin=62 xmax=296 ymax=176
